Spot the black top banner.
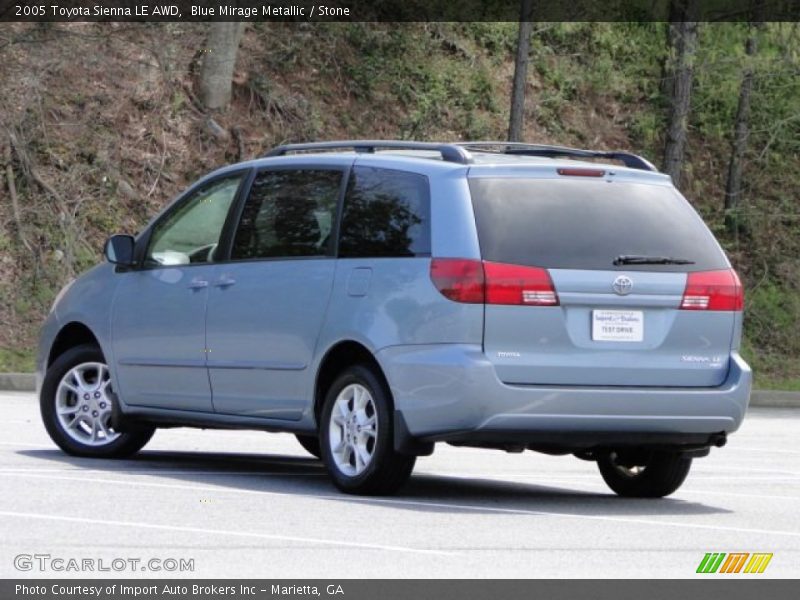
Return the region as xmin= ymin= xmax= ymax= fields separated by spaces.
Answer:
xmin=1 ymin=0 xmax=799 ymax=22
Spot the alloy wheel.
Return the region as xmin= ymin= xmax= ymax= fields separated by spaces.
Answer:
xmin=328 ymin=383 xmax=378 ymax=476
xmin=55 ymin=362 xmax=120 ymax=447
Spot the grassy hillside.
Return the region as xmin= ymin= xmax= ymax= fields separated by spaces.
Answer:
xmin=1 ymin=22 xmax=798 ymax=387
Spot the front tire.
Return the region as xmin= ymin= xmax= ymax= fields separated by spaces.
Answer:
xmin=597 ymin=449 xmax=692 ymax=498
xmin=40 ymin=344 xmax=155 ymax=458
xmin=320 ymin=365 xmax=415 ymax=495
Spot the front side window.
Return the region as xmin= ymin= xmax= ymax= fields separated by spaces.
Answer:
xmin=338 ymin=166 xmax=431 ymax=258
xmin=231 ymin=169 xmax=342 ymax=260
xmin=146 ymin=174 xmax=243 ymax=266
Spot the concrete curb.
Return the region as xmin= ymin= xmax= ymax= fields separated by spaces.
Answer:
xmin=0 ymin=373 xmax=36 ymax=392
xmin=0 ymin=373 xmax=798 ymax=407
xmin=750 ymin=390 xmax=800 ymax=408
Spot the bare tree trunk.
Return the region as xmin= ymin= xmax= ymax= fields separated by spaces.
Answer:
xmin=199 ymin=22 xmax=246 ymax=111
xmin=659 ymin=1 xmax=683 ymax=99
xmin=663 ymin=17 xmax=699 ymax=188
xmin=508 ymin=0 xmax=534 ymax=142
xmin=725 ymin=22 xmax=762 ymax=235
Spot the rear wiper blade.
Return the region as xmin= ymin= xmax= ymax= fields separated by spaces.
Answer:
xmin=613 ymin=255 xmax=695 ymax=266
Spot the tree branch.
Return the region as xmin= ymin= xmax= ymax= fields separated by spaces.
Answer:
xmin=3 ymin=142 xmax=33 ymax=254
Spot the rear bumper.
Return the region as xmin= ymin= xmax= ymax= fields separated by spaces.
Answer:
xmin=377 ymin=344 xmax=751 ymax=446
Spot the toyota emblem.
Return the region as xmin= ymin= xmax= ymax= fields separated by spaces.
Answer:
xmin=612 ymin=275 xmax=633 ymax=296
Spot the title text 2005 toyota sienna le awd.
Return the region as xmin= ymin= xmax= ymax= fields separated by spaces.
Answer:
xmin=38 ymin=141 xmax=751 ymax=497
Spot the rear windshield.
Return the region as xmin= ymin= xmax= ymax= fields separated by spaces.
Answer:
xmin=468 ymin=178 xmax=728 ymax=272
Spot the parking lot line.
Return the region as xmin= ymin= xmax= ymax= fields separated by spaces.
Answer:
xmin=0 ymin=441 xmax=52 ymax=448
xmin=410 ymin=472 xmax=800 ymax=502
xmin=3 ymin=471 xmax=800 ymax=540
xmin=726 ymin=447 xmax=800 ymax=455
xmin=0 ymin=509 xmax=455 ymax=556
xmin=413 ymin=470 xmax=800 ymax=481
xmin=0 ymin=468 xmax=324 ymax=476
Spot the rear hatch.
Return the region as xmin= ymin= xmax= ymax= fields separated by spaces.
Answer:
xmin=467 ymin=170 xmax=741 ymax=388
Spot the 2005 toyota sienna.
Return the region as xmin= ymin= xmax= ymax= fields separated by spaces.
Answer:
xmin=38 ymin=141 xmax=751 ymax=497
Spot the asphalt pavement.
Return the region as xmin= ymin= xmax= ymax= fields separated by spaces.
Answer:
xmin=1 ymin=391 xmax=798 ymax=578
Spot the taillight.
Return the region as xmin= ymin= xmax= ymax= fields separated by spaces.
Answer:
xmin=680 ymin=269 xmax=743 ymax=311
xmin=430 ymin=259 xmax=559 ymax=306
xmin=483 ymin=261 xmax=559 ymax=305
xmin=429 ymin=258 xmax=485 ymax=303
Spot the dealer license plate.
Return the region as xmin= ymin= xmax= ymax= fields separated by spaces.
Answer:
xmin=592 ymin=310 xmax=644 ymax=342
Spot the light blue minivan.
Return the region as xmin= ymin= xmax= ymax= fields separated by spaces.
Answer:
xmin=38 ymin=141 xmax=751 ymax=497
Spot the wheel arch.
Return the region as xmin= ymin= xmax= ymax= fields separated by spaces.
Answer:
xmin=48 ymin=321 xmax=102 ymax=368
xmin=312 ymin=340 xmax=433 ymax=457
xmin=313 ymin=340 xmax=390 ymax=426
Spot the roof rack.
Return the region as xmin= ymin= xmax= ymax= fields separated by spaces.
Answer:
xmin=264 ymin=140 xmax=473 ymax=165
xmin=457 ymin=141 xmax=658 ymax=172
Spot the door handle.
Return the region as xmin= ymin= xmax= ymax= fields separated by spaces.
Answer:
xmin=214 ymin=275 xmax=236 ymax=288
xmin=188 ymin=278 xmax=208 ymax=289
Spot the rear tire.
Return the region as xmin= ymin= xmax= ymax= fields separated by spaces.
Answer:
xmin=597 ymin=450 xmax=692 ymax=498
xmin=40 ymin=344 xmax=155 ymax=458
xmin=320 ymin=365 xmax=415 ymax=495
xmin=295 ymin=434 xmax=322 ymax=459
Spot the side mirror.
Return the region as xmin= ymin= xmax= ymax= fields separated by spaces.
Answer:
xmin=104 ymin=234 xmax=136 ymax=266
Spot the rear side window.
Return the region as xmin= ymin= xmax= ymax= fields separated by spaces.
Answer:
xmin=338 ymin=166 xmax=431 ymax=258
xmin=232 ymin=169 xmax=342 ymax=260
xmin=468 ymin=178 xmax=728 ymax=272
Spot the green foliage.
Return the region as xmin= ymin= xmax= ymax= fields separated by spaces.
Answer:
xmin=0 ymin=348 xmax=35 ymax=373
xmin=745 ymin=282 xmax=800 ymax=357
xmin=741 ymin=337 xmax=800 ymax=391
xmin=469 ymin=69 xmax=497 ymax=112
xmin=741 ymin=276 xmax=800 ymax=387
xmin=170 ymin=90 xmax=186 ymax=116
xmin=628 ymin=111 xmax=662 ymax=155
xmin=692 ymin=24 xmax=748 ymax=138
xmin=330 ymin=24 xmax=504 ymax=139
xmin=461 ymin=112 xmax=493 ymax=140
xmin=756 ymin=377 xmax=800 ymax=392
xmin=462 ymin=22 xmax=516 ymax=55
